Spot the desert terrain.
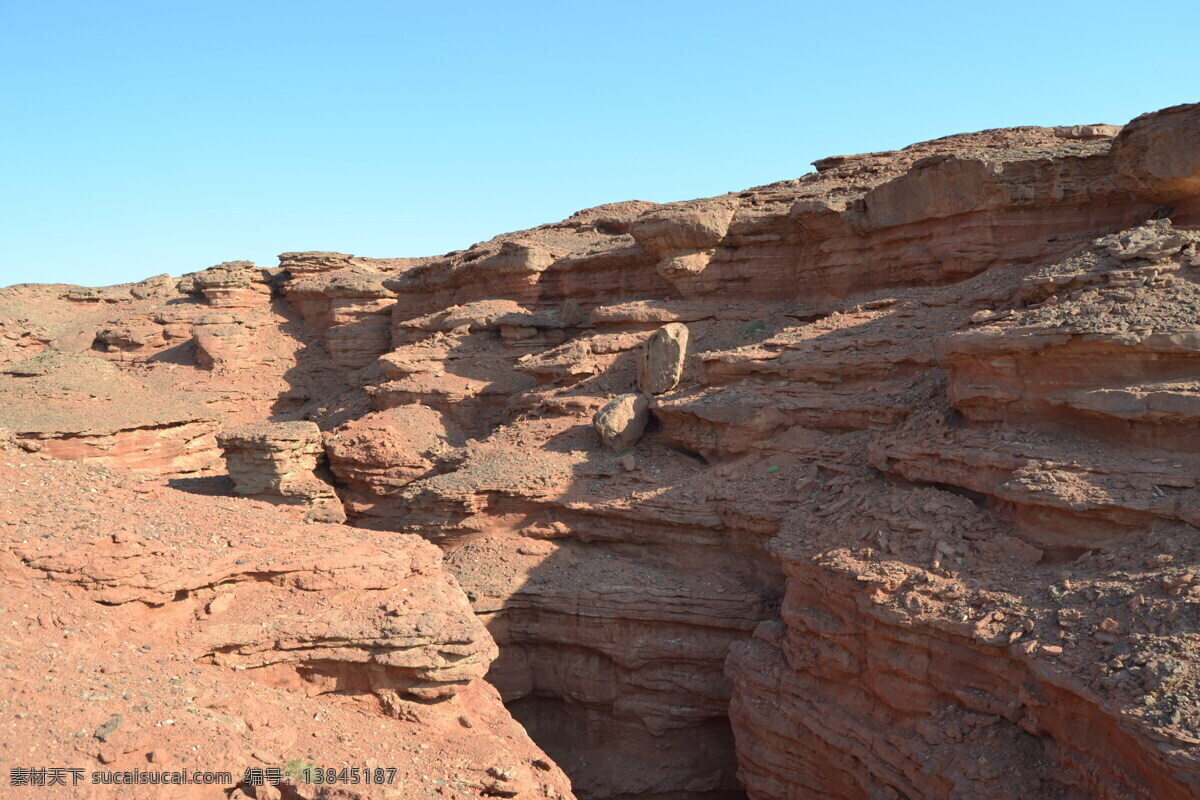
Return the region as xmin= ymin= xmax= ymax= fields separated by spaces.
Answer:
xmin=2 ymin=102 xmax=1199 ymax=799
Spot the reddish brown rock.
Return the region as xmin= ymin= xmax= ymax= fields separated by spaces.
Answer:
xmin=1113 ymin=102 xmax=1200 ymax=203
xmin=217 ymin=421 xmax=346 ymax=522
xmin=638 ymin=322 xmax=690 ymax=394
xmin=278 ymin=250 xmax=357 ymax=274
xmin=627 ymin=198 xmax=738 ymax=255
xmin=281 ymin=265 xmax=396 ymax=369
xmin=0 ymin=449 xmax=572 ymax=800
xmin=0 ymin=354 xmax=219 ymax=474
xmin=324 ymin=405 xmax=455 ymax=526
xmin=190 ymin=261 xmax=273 ymax=309
xmin=7 ymin=101 xmax=1200 ymax=800
xmin=193 ymin=313 xmax=257 ymax=368
xmin=593 ymin=393 xmax=649 ymax=451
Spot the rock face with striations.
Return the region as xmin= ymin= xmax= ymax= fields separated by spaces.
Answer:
xmin=217 ymin=420 xmax=346 ymax=522
xmin=0 ymin=354 xmax=219 ymax=474
xmin=190 ymin=260 xmax=273 ymax=309
xmin=0 ymin=450 xmax=572 ymax=800
xmin=5 ymin=102 xmax=1200 ymax=800
xmin=279 ymin=252 xmax=400 ymax=369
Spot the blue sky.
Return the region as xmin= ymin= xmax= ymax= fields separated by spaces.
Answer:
xmin=1 ymin=1 xmax=1196 ymax=288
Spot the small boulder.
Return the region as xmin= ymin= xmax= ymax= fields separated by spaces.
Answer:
xmin=594 ymin=394 xmax=649 ymax=451
xmin=638 ymin=323 xmax=689 ymax=394
xmin=49 ymin=328 xmax=98 ymax=354
xmin=304 ymin=499 xmax=348 ymax=524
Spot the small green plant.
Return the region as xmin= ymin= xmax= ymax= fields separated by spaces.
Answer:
xmin=741 ymin=320 xmax=767 ymax=337
xmin=766 ymin=465 xmax=781 ymax=474
xmin=283 ymin=758 xmax=325 ymax=784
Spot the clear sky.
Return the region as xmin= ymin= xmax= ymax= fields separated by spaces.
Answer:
xmin=1 ymin=0 xmax=1196 ymax=288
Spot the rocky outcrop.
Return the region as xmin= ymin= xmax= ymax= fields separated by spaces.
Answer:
xmin=370 ymin=316 xmax=541 ymax=436
xmin=323 ymin=405 xmax=455 ymax=527
xmin=278 ymin=250 xmax=359 ymax=275
xmin=61 ymin=273 xmax=178 ymax=304
xmin=6 ymin=101 xmax=1200 ymax=800
xmin=940 ymin=220 xmax=1200 ymax=459
xmin=57 ymin=261 xmax=286 ymax=371
xmin=217 ymin=421 xmax=346 ymax=522
xmin=725 ymin=462 xmax=1200 ymax=799
xmin=0 ymin=354 xmax=219 ymax=473
xmin=0 ymin=448 xmax=572 ymax=800
xmin=281 ymin=263 xmax=397 ymax=369
xmin=317 ymin=103 xmax=1200 ymax=800
xmin=183 ymin=261 xmax=284 ymax=371
xmin=726 ymin=549 xmax=1199 ymax=800
xmin=192 ymin=313 xmax=254 ymax=368
xmin=628 ymin=199 xmax=738 ymax=294
xmin=190 ymin=261 xmax=273 ymax=309
xmin=0 ymin=270 xmax=313 ymax=456
xmin=1112 ymin=103 xmax=1200 ymax=204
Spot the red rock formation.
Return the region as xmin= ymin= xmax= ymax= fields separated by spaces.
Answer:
xmin=323 ymin=405 xmax=456 ymax=527
xmin=218 ymin=420 xmax=346 ymax=523
xmin=191 ymin=261 xmax=273 ymax=309
xmin=0 ymin=449 xmax=572 ymax=799
xmin=4 ymin=102 xmax=1200 ymax=800
xmin=278 ymin=252 xmax=423 ymax=371
xmin=0 ymin=354 xmax=219 ymax=474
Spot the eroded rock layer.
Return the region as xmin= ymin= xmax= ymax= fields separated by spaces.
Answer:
xmin=3 ymin=102 xmax=1200 ymax=800
xmin=0 ymin=450 xmax=572 ymax=800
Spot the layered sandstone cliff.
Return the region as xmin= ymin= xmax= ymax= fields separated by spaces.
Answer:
xmin=3 ymin=102 xmax=1200 ymax=800
xmin=0 ymin=449 xmax=572 ymax=800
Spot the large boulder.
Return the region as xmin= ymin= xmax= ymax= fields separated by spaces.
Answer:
xmin=594 ymin=393 xmax=650 ymax=451
xmin=638 ymin=322 xmax=690 ymax=394
xmin=627 ymin=199 xmax=738 ymax=256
